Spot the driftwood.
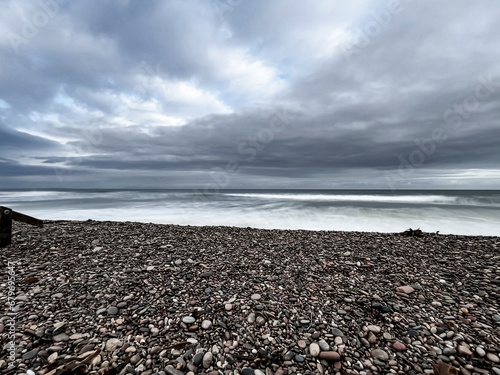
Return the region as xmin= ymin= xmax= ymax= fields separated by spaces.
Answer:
xmin=0 ymin=206 xmax=43 ymax=248
xmin=401 ymin=227 xmax=424 ymax=237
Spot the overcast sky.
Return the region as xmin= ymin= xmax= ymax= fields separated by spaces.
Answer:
xmin=1 ymin=0 xmax=499 ymax=190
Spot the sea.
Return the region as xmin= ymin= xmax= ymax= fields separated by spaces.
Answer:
xmin=0 ymin=189 xmax=499 ymax=236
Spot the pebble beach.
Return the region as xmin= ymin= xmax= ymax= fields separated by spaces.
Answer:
xmin=1 ymin=220 xmax=499 ymax=375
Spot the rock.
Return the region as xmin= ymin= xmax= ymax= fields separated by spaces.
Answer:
xmin=396 ymin=285 xmax=415 ymax=294
xmin=22 ymin=349 xmax=38 ymax=360
xmin=367 ymin=325 xmax=381 ymax=333
xmin=251 ymin=293 xmax=261 ymax=300
xmin=182 ymin=316 xmax=195 ymax=324
xmin=241 ymin=368 xmax=254 ymax=375
xmin=371 ymin=349 xmax=389 ymax=361
xmin=393 ymin=341 xmax=406 ymax=351
xmin=309 ymin=342 xmax=320 ymax=357
xmin=202 ymin=351 xmax=213 ymax=368
xmin=319 ymin=351 xmax=340 ymax=361
xmin=331 ymin=328 xmax=343 ymax=337
xmin=295 ymin=355 xmax=305 ymax=362
xmin=201 ymin=320 xmax=212 ymax=329
xmin=52 ymin=333 xmax=69 ymax=342
xmin=193 ymin=352 xmax=204 ymax=366
xmin=166 ymin=365 xmax=184 ymax=375
xmin=457 ymin=345 xmax=472 ymax=356
xmin=297 ymin=340 xmax=306 ymax=349
xmin=247 ymin=313 xmax=256 ymax=323
xmin=476 ymin=347 xmax=486 ymax=357
xmin=256 ymin=315 xmax=266 ymax=326
xmin=487 ymin=353 xmax=500 ymax=363
xmin=443 ymin=346 xmax=456 ymax=356
xmin=367 ymin=332 xmax=377 ymax=344
xmin=69 ymin=333 xmax=85 ymax=340
xmin=107 ymin=306 xmax=119 ymax=315
xmin=130 ymin=354 xmax=141 ymax=365
xmin=224 ymin=303 xmax=233 ymax=311
xmin=105 ymin=338 xmax=121 ymax=352
xmin=318 ymin=340 xmax=330 ymax=351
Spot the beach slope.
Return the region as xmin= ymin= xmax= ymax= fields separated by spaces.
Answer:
xmin=1 ymin=220 xmax=499 ymax=374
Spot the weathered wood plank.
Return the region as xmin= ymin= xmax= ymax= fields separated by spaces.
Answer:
xmin=0 ymin=206 xmax=13 ymax=248
xmin=12 ymin=210 xmax=44 ymax=228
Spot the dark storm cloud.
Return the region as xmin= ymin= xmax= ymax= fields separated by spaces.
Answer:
xmin=1 ymin=0 xmax=500 ymax=189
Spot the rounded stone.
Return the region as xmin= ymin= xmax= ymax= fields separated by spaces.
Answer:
xmin=295 ymin=355 xmax=305 ymax=362
xmin=318 ymin=340 xmax=330 ymax=351
xmin=201 ymin=320 xmax=212 ymax=329
xmin=487 ymin=353 xmax=500 ymax=363
xmin=393 ymin=341 xmax=406 ymax=351
xmin=319 ymin=351 xmax=341 ymax=361
xmin=241 ymin=368 xmax=254 ymax=375
xmin=457 ymin=345 xmax=472 ymax=356
xmin=251 ymin=293 xmax=261 ymax=300
xmin=247 ymin=313 xmax=256 ymax=323
xmin=371 ymin=349 xmax=389 ymax=361
xmin=105 ymin=338 xmax=121 ymax=352
xmin=297 ymin=340 xmax=306 ymax=349
xmin=309 ymin=343 xmax=320 ymax=357
xmin=202 ymin=351 xmax=213 ymax=368
xmin=107 ymin=306 xmax=119 ymax=315
xmin=182 ymin=316 xmax=195 ymax=324
xmin=22 ymin=349 xmax=38 ymax=360
xmin=331 ymin=328 xmax=343 ymax=337
xmin=367 ymin=325 xmax=381 ymax=333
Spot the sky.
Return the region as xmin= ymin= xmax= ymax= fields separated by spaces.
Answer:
xmin=1 ymin=0 xmax=500 ymax=190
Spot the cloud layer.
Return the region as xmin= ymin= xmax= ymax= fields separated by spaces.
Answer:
xmin=1 ymin=0 xmax=500 ymax=189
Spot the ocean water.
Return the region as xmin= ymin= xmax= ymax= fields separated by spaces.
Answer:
xmin=0 ymin=189 xmax=499 ymax=236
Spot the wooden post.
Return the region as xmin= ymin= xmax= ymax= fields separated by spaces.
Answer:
xmin=0 ymin=206 xmax=43 ymax=248
xmin=0 ymin=206 xmax=13 ymax=248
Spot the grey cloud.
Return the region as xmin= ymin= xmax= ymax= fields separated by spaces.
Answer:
xmin=1 ymin=0 xmax=499 ymax=188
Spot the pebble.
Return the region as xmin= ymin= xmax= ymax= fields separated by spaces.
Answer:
xmin=107 ymin=306 xmax=119 ymax=315
xmin=371 ymin=349 xmax=389 ymax=361
xmin=202 ymin=351 xmax=213 ymax=368
xmin=201 ymin=320 xmax=212 ymax=329
xmin=393 ymin=341 xmax=406 ymax=351
xmin=476 ymin=347 xmax=486 ymax=357
xmin=487 ymin=353 xmax=500 ymax=363
xmin=22 ymin=349 xmax=38 ymax=360
xmin=318 ymin=340 xmax=330 ymax=351
xmin=331 ymin=328 xmax=343 ymax=337
xmin=309 ymin=342 xmax=320 ymax=357
xmin=251 ymin=293 xmax=261 ymax=300
xmin=241 ymin=368 xmax=254 ymax=375
xmin=182 ymin=316 xmax=195 ymax=324
xmin=193 ymin=352 xmax=204 ymax=366
xmin=52 ymin=333 xmax=69 ymax=342
xmin=319 ymin=351 xmax=340 ymax=361
xmin=247 ymin=313 xmax=256 ymax=323
xmin=396 ymin=285 xmax=415 ymax=294
xmin=458 ymin=345 xmax=472 ymax=356
xmin=105 ymin=338 xmax=121 ymax=352
xmin=367 ymin=325 xmax=381 ymax=333
xmin=297 ymin=340 xmax=306 ymax=349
